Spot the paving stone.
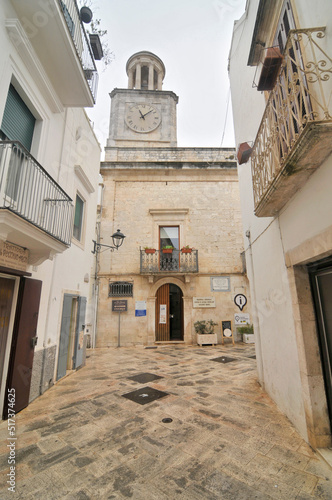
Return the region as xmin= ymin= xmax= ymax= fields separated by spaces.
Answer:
xmin=0 ymin=344 xmax=330 ymax=499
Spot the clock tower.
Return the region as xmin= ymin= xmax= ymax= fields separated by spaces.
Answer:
xmin=105 ymin=51 xmax=178 ymax=150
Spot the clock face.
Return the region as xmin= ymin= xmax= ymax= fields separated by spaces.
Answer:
xmin=125 ymin=104 xmax=161 ymax=133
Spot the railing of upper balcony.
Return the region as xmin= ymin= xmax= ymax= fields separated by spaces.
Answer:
xmin=59 ymin=0 xmax=98 ymax=102
xmin=0 ymin=141 xmax=73 ymax=245
xmin=251 ymin=28 xmax=332 ymax=212
xmin=140 ymin=249 xmax=199 ymax=274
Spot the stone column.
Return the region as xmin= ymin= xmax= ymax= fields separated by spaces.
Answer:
xmin=147 ymin=296 xmax=156 ymax=344
xmin=148 ymin=64 xmax=154 ymax=90
xmin=135 ymin=63 xmax=141 ymax=89
xmin=157 ymin=71 xmax=163 ymax=90
xmin=128 ymin=69 xmax=134 ymax=89
xmin=183 ymin=297 xmax=193 ymax=344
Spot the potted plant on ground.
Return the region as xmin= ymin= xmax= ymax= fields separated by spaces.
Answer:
xmin=144 ymin=247 xmax=156 ymax=254
xmin=162 ymin=245 xmax=174 ymax=254
xmin=194 ymin=320 xmax=218 ymax=346
xmin=237 ymin=324 xmax=255 ymax=343
xmin=181 ymin=245 xmax=193 ymax=253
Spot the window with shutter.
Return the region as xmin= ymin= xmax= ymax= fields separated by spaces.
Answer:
xmin=0 ymin=85 xmax=36 ymax=151
xmin=73 ymin=194 xmax=84 ymax=241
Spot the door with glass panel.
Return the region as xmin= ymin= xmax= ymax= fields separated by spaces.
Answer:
xmin=159 ymin=226 xmax=179 ymax=271
xmin=155 ymin=283 xmax=183 ymax=341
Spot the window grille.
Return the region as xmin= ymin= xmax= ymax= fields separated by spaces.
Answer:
xmin=109 ymin=282 xmax=133 ymax=297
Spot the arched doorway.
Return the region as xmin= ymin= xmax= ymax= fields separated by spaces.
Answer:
xmin=155 ymin=284 xmax=183 ymax=341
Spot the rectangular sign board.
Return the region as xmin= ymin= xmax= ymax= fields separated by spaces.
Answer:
xmin=234 ymin=313 xmax=250 ymax=325
xmin=211 ymin=277 xmax=230 ymax=292
xmin=193 ymin=297 xmax=216 ymax=308
xmin=112 ymin=300 xmax=128 ymax=312
xmin=135 ymin=300 xmax=147 ymax=317
xmin=159 ymin=304 xmax=167 ymax=324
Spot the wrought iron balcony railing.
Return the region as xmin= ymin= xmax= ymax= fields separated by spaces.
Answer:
xmin=251 ymin=28 xmax=332 ymax=216
xmin=0 ymin=141 xmax=73 ymax=245
xmin=59 ymin=0 xmax=98 ymax=102
xmin=140 ymin=249 xmax=199 ymax=274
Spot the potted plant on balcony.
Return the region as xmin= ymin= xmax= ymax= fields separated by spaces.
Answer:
xmin=144 ymin=247 xmax=156 ymax=254
xmin=237 ymin=324 xmax=255 ymax=344
xmin=162 ymin=245 xmax=174 ymax=254
xmin=181 ymin=245 xmax=193 ymax=253
xmin=194 ymin=320 xmax=218 ymax=346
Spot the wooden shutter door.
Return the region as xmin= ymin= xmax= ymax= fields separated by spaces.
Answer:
xmin=155 ymin=284 xmax=170 ymax=341
xmin=4 ymin=278 xmax=42 ymax=417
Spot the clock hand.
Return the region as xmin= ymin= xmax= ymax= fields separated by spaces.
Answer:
xmin=139 ymin=110 xmax=145 ymax=120
xmin=142 ymin=109 xmax=153 ymax=118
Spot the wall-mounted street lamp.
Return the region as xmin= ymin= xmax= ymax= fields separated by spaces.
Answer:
xmin=92 ymin=229 xmax=126 ymax=254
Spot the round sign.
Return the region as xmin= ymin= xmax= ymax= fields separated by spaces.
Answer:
xmin=234 ymin=293 xmax=247 ymax=311
xmin=224 ymin=328 xmax=232 ymax=337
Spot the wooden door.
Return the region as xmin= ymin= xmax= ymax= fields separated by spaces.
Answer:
xmin=155 ymin=284 xmax=170 ymax=341
xmin=4 ymin=278 xmax=42 ymax=417
xmin=169 ymin=284 xmax=183 ymax=340
xmin=0 ymin=278 xmax=16 ymax=395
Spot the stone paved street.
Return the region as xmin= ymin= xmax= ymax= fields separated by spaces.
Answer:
xmin=1 ymin=344 xmax=332 ymax=499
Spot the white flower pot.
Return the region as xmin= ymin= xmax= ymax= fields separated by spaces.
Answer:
xmin=197 ymin=333 xmax=218 ymax=346
xmin=243 ymin=334 xmax=255 ymax=344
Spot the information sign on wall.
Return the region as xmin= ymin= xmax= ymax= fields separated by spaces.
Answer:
xmin=193 ymin=297 xmax=216 ymax=308
xmin=234 ymin=313 xmax=250 ymax=325
xmin=0 ymin=241 xmax=29 ymax=272
xmin=211 ymin=277 xmax=230 ymax=292
xmin=112 ymin=300 xmax=128 ymax=312
xmin=135 ymin=301 xmax=147 ymax=317
xmin=159 ymin=304 xmax=167 ymax=324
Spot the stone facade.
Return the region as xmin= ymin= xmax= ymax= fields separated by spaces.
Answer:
xmin=107 ymin=89 xmax=178 ymax=148
xmin=97 ymin=148 xmax=250 ymax=347
xmin=229 ymin=0 xmax=332 ymax=448
xmin=97 ymin=51 xmax=250 ymax=348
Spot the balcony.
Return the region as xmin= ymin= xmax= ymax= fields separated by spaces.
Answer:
xmin=140 ymin=249 xmax=199 ymax=275
xmin=0 ymin=141 xmax=73 ymax=265
xmin=9 ymin=0 xmax=98 ymax=107
xmin=251 ymin=28 xmax=332 ymax=217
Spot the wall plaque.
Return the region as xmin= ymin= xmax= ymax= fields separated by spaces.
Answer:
xmin=193 ymin=297 xmax=216 ymax=308
xmin=0 ymin=241 xmax=29 ymax=272
xmin=211 ymin=276 xmax=230 ymax=292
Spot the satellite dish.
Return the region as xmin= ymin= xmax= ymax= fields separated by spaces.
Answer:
xmin=80 ymin=6 xmax=93 ymax=24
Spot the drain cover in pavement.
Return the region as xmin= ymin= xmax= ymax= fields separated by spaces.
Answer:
xmin=211 ymin=356 xmax=237 ymax=364
xmin=122 ymin=386 xmax=169 ymax=405
xmin=128 ymin=373 xmax=164 ymax=383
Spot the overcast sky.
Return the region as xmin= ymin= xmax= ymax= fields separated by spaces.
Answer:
xmin=84 ymin=0 xmax=247 ymax=153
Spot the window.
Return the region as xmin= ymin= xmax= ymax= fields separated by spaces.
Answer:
xmin=73 ymin=194 xmax=84 ymax=241
xmin=160 ymin=226 xmax=179 ymax=271
xmin=160 ymin=226 xmax=179 ymax=250
xmin=0 ymin=84 xmax=35 ymax=151
xmin=109 ymin=282 xmax=133 ymax=297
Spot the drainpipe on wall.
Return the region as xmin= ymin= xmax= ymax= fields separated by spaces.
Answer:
xmin=92 ymin=177 xmax=104 ymax=348
xmin=245 ymin=229 xmax=265 ymax=387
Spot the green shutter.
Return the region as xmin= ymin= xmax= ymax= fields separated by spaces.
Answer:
xmin=1 ymin=85 xmax=36 ymax=151
xmin=73 ymin=195 xmax=84 ymax=240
